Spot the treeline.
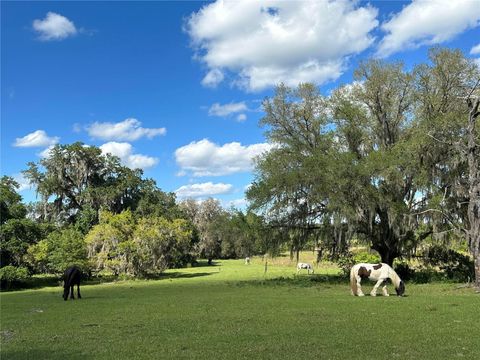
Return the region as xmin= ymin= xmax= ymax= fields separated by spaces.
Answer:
xmin=1 ymin=47 xmax=479 ymax=288
xmin=0 ymin=147 xmax=270 ymax=287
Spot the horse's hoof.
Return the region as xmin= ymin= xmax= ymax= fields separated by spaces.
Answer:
xmin=370 ymin=292 xmax=377 ymax=297
xmin=383 ymin=293 xmax=390 ymax=297
xmin=358 ymin=293 xmax=365 ymax=297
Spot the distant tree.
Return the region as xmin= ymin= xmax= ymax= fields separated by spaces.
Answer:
xmin=132 ymin=217 xmax=194 ymax=276
xmin=219 ymin=210 xmax=268 ymax=259
xmin=23 ymin=143 xmax=146 ymax=224
xmin=0 ymin=176 xmax=27 ymax=224
xmin=179 ymin=198 xmax=225 ymax=264
xmin=134 ymin=179 xmax=181 ymax=220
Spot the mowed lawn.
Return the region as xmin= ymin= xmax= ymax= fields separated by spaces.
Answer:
xmin=1 ymin=258 xmax=479 ymax=360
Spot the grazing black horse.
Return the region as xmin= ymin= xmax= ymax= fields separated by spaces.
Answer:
xmin=63 ymin=266 xmax=82 ymax=301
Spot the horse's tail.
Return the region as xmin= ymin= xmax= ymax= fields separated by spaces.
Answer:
xmin=350 ymin=266 xmax=358 ymax=296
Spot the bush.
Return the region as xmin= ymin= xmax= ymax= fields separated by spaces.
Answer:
xmin=336 ymin=251 xmax=381 ymax=277
xmin=336 ymin=253 xmax=355 ymax=277
xmin=0 ymin=266 xmax=29 ymax=290
xmin=353 ymin=252 xmax=381 ymax=264
xmin=394 ymin=261 xmax=415 ymax=281
xmin=423 ymin=245 xmax=474 ymax=282
xmin=26 ymin=227 xmax=89 ymax=274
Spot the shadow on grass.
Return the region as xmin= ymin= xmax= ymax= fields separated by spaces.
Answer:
xmin=1 ymin=269 xmax=215 ymax=292
xmin=143 ymin=271 xmax=214 ymax=280
xmin=232 ymin=273 xmax=348 ymax=288
xmin=190 ymin=260 xmax=220 ymax=267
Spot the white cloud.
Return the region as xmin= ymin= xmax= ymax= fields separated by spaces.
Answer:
xmin=377 ymin=0 xmax=480 ymax=57
xmin=471 ymin=43 xmax=480 ymax=55
xmin=12 ymin=174 xmax=32 ymax=192
xmin=175 ymin=182 xmax=233 ymax=198
xmin=100 ymin=142 xmax=158 ymax=170
xmin=33 ymin=12 xmax=77 ymax=41
xmin=87 ymin=118 xmax=166 ymax=141
xmin=175 ymin=138 xmax=272 ymax=177
xmin=236 ymin=114 xmax=247 ymax=122
xmin=201 ymin=68 xmax=225 ymax=88
xmin=208 ymin=102 xmax=248 ymax=117
xmin=14 ymin=130 xmax=59 ymax=148
xmin=186 ymin=0 xmax=378 ymax=92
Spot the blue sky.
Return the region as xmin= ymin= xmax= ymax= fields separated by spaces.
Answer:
xmin=2 ymin=1 xmax=480 ymax=208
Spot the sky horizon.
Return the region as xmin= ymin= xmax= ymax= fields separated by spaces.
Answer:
xmin=2 ymin=0 xmax=480 ymax=208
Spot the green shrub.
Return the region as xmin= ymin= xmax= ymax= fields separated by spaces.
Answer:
xmin=0 ymin=265 xmax=29 ymax=290
xmin=423 ymin=245 xmax=474 ymax=282
xmin=336 ymin=252 xmax=355 ymax=277
xmin=394 ymin=261 xmax=414 ymax=281
xmin=26 ymin=227 xmax=89 ymax=274
xmin=353 ymin=252 xmax=381 ymax=264
xmin=336 ymin=251 xmax=382 ymax=277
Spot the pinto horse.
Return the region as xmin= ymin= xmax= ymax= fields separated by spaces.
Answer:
xmin=350 ymin=263 xmax=405 ymax=297
xmin=63 ymin=266 xmax=82 ymax=301
xmin=297 ymin=262 xmax=314 ymax=274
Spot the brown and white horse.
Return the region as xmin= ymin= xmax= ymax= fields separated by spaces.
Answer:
xmin=350 ymin=263 xmax=405 ymax=297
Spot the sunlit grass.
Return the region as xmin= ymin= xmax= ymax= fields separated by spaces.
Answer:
xmin=1 ymin=257 xmax=479 ymax=359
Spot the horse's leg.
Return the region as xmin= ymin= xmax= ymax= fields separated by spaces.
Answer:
xmin=382 ymin=284 xmax=389 ymax=296
xmin=356 ymin=276 xmax=365 ymax=296
xmin=77 ymin=283 xmax=81 ymax=299
xmin=370 ymin=279 xmax=384 ymax=297
xmin=70 ymin=285 xmax=75 ymax=299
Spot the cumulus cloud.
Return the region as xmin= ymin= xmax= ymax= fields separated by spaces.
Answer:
xmin=87 ymin=118 xmax=166 ymax=141
xmin=208 ymin=102 xmax=248 ymax=117
xmin=100 ymin=142 xmax=158 ymax=170
xmin=175 ymin=182 xmax=233 ymax=198
xmin=175 ymin=138 xmax=272 ymax=177
xmin=33 ymin=12 xmax=77 ymax=41
xmin=186 ymin=0 xmax=378 ymax=91
xmin=201 ymin=68 xmax=225 ymax=88
xmin=14 ymin=130 xmax=59 ymax=148
xmin=377 ymin=0 xmax=480 ymax=57
xmin=471 ymin=43 xmax=480 ymax=55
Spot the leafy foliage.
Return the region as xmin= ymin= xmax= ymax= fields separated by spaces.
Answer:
xmin=26 ymin=228 xmax=88 ymax=273
xmin=0 ymin=266 xmax=29 ymax=289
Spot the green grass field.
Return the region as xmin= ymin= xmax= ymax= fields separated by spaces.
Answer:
xmin=1 ymin=257 xmax=479 ymax=359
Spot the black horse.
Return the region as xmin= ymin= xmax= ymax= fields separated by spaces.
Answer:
xmin=63 ymin=266 xmax=82 ymax=301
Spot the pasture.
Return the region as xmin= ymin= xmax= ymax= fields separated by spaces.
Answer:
xmin=1 ymin=258 xmax=479 ymax=360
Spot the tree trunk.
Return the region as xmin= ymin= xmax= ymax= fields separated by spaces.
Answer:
xmin=466 ymin=96 xmax=480 ymax=289
xmin=374 ymin=246 xmax=397 ymax=266
xmin=474 ymin=251 xmax=480 ymax=289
